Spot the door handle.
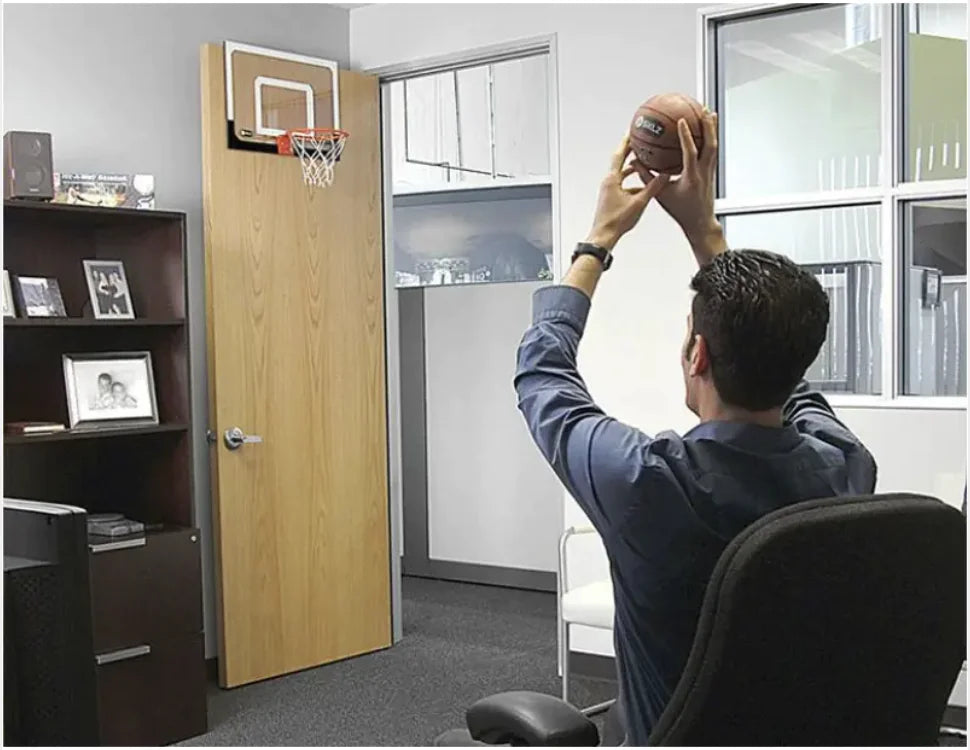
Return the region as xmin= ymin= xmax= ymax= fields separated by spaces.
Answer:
xmin=224 ymin=427 xmax=263 ymax=450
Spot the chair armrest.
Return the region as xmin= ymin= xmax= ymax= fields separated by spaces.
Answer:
xmin=466 ymin=691 xmax=599 ymax=746
xmin=559 ymin=526 xmax=596 ymax=551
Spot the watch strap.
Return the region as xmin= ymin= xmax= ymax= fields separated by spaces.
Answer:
xmin=572 ymin=242 xmax=613 ymax=270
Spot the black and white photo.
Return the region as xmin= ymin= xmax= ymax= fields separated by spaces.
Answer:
xmin=2 ymin=270 xmax=14 ymax=318
xmin=63 ymin=352 xmax=158 ymax=428
xmin=15 ymin=275 xmax=67 ymax=317
xmin=83 ymin=260 xmax=135 ymax=319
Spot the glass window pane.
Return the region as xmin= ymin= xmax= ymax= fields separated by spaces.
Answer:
xmin=389 ymin=56 xmax=550 ymax=192
xmin=393 ymin=185 xmax=553 ymax=288
xmin=491 ymin=56 xmax=550 ymax=179
xmin=455 ymin=66 xmax=493 ymax=176
xmin=403 ymin=73 xmax=460 ymax=170
xmin=902 ymin=198 xmax=967 ymax=395
xmin=903 ymin=3 xmax=967 ymax=182
xmin=722 ymin=206 xmax=882 ymax=394
xmin=715 ymin=5 xmax=882 ymax=199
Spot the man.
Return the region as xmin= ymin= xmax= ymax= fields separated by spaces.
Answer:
xmin=95 ymin=373 xmax=114 ymax=409
xmin=514 ymin=110 xmax=877 ymax=745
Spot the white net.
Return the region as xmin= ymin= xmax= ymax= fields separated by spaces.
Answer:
xmin=289 ymin=130 xmax=348 ymax=189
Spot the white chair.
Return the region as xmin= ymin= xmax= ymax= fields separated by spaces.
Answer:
xmin=558 ymin=525 xmax=615 ymax=715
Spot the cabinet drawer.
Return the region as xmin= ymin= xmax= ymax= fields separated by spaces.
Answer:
xmin=89 ymin=527 xmax=202 ymax=652
xmin=95 ymin=632 xmax=207 ymax=746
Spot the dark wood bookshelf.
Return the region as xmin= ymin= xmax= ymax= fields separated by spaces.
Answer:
xmin=4 ymin=198 xmax=185 ymax=224
xmin=4 ymin=422 xmax=189 ymax=445
xmin=3 ymin=199 xmax=205 ymax=744
xmin=5 ymin=317 xmax=185 ymax=328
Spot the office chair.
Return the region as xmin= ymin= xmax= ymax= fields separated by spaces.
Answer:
xmin=450 ymin=494 xmax=967 ymax=746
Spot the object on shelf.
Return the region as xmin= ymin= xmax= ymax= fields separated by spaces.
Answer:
xmin=87 ymin=513 xmax=145 ymax=538
xmin=3 ymin=131 xmax=54 ymax=200
xmin=2 ymin=270 xmax=14 ymax=317
xmin=62 ymin=351 xmax=159 ymax=429
xmin=13 ymin=275 xmax=67 ymax=317
xmin=82 ymin=259 xmax=135 ymax=320
xmin=5 ymin=421 xmax=67 ymax=435
xmin=53 ymin=173 xmax=154 ymax=209
xmin=4 ymin=317 xmax=184 ymax=328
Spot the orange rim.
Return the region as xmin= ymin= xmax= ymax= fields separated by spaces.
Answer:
xmin=276 ymin=128 xmax=350 ymax=155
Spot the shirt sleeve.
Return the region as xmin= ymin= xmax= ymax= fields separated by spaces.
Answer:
xmin=782 ymin=380 xmax=878 ymax=492
xmin=513 ymin=285 xmax=657 ymax=538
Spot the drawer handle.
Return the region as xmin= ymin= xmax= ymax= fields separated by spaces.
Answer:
xmin=89 ymin=537 xmax=147 ymax=554
xmin=95 ymin=645 xmax=151 ymax=665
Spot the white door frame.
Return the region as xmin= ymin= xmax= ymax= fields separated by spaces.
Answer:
xmin=369 ymin=34 xmax=562 ymax=641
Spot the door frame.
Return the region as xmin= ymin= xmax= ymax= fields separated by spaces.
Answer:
xmin=371 ymin=34 xmax=563 ymax=600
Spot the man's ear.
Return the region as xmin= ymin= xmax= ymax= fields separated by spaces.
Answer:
xmin=689 ymin=335 xmax=710 ymax=378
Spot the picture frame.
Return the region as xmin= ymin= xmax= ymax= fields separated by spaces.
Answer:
xmin=14 ymin=275 xmax=67 ymax=317
xmin=2 ymin=270 xmax=15 ymax=318
xmin=63 ymin=351 xmax=159 ymax=429
xmin=82 ymin=259 xmax=135 ymax=320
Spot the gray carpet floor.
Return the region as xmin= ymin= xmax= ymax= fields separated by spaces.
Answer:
xmin=180 ymin=576 xmax=615 ymax=746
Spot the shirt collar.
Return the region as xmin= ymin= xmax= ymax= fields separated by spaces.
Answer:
xmin=684 ymin=420 xmax=802 ymax=451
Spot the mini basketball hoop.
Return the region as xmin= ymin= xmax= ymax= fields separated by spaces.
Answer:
xmin=277 ymin=128 xmax=349 ymax=188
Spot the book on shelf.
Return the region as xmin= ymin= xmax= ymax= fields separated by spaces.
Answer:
xmin=87 ymin=513 xmax=145 ymax=538
xmin=5 ymin=421 xmax=67 ymax=435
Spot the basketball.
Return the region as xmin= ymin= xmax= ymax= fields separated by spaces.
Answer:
xmin=629 ymin=93 xmax=705 ymax=175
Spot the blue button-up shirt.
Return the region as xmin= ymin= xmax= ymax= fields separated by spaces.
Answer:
xmin=514 ymin=285 xmax=877 ymax=745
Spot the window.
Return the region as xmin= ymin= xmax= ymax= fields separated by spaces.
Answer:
xmin=723 ymin=206 xmax=882 ymax=393
xmin=706 ymin=3 xmax=967 ymax=400
xmin=903 ymin=198 xmax=966 ymax=395
xmin=903 ymin=3 xmax=967 ymax=182
xmin=715 ymin=4 xmax=882 ymax=199
xmin=384 ymin=51 xmax=554 ymax=288
xmin=392 ymin=185 xmax=553 ymax=288
xmin=388 ymin=54 xmax=550 ymax=191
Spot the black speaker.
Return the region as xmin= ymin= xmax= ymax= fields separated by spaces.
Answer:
xmin=3 ymin=131 xmax=54 ymax=200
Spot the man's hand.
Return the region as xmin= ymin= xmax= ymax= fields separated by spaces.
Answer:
xmin=635 ymin=109 xmax=726 ymax=266
xmin=586 ymin=135 xmax=669 ymax=251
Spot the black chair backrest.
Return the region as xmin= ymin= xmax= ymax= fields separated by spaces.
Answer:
xmin=648 ymin=494 xmax=966 ymax=746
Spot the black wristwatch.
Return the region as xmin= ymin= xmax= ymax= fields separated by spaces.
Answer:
xmin=571 ymin=242 xmax=613 ymax=271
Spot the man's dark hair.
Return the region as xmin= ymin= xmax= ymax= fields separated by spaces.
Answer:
xmin=98 ymin=373 xmax=112 ymax=382
xmin=689 ymin=249 xmax=829 ymax=411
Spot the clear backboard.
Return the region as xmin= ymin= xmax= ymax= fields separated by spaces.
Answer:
xmin=224 ymin=42 xmax=340 ymax=155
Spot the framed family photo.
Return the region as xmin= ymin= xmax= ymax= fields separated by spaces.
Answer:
xmin=83 ymin=259 xmax=135 ymax=319
xmin=2 ymin=270 xmax=14 ymax=318
xmin=15 ymin=275 xmax=67 ymax=317
xmin=63 ymin=351 xmax=159 ymax=429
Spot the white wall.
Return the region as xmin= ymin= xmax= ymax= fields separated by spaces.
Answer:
xmin=424 ymin=282 xmax=561 ymax=572
xmin=353 ymin=2 xmax=967 ymax=660
xmin=3 ymin=2 xmax=351 ymax=659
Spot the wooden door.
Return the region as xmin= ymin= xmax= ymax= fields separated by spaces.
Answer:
xmin=199 ymin=44 xmax=390 ymax=687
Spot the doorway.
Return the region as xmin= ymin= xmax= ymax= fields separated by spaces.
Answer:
xmin=378 ymin=41 xmax=563 ymax=599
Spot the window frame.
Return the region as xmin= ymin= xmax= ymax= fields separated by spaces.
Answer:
xmin=699 ymin=2 xmax=968 ymax=409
